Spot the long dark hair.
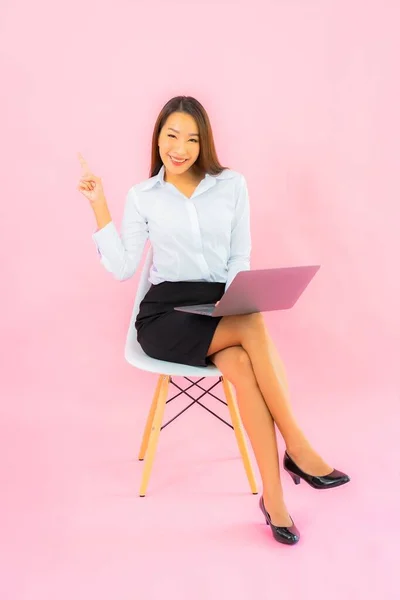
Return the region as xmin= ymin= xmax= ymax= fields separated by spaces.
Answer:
xmin=149 ymin=96 xmax=228 ymax=178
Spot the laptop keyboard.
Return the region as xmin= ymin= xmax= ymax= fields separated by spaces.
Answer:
xmin=191 ymin=304 xmax=215 ymax=314
xmin=192 ymin=304 xmax=215 ymax=310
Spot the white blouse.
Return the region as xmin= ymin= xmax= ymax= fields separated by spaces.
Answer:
xmin=92 ymin=164 xmax=251 ymax=291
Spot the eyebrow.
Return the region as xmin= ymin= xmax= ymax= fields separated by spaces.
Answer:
xmin=168 ymin=127 xmax=199 ymax=137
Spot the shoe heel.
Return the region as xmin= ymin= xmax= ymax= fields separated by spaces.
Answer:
xmin=289 ymin=472 xmax=301 ymax=485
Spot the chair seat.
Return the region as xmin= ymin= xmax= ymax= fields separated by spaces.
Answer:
xmin=124 ymin=317 xmax=222 ymax=377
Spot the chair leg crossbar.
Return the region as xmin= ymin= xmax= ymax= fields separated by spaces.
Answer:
xmin=137 ymin=374 xmax=258 ymax=497
xmin=163 ymin=376 xmax=233 ymax=429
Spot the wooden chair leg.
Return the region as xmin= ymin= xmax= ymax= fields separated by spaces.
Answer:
xmin=139 ymin=375 xmax=170 ymax=497
xmin=138 ymin=375 xmax=164 ymax=460
xmin=222 ymin=376 xmax=258 ymax=495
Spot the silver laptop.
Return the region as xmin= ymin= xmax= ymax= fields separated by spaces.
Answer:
xmin=174 ymin=265 xmax=321 ymax=317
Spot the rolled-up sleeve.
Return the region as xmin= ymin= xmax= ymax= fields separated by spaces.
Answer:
xmin=225 ymin=175 xmax=252 ymax=291
xmin=92 ymin=187 xmax=149 ymax=281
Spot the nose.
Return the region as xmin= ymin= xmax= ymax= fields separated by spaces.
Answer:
xmin=173 ymin=139 xmax=187 ymax=157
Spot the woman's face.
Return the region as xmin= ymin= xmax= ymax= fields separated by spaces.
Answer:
xmin=158 ymin=112 xmax=200 ymax=177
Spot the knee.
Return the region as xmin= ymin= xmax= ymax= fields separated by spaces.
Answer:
xmin=235 ymin=346 xmax=252 ymax=366
xmin=227 ymin=347 xmax=261 ymax=391
xmin=211 ymin=346 xmax=257 ymax=388
xmin=227 ymin=347 xmax=253 ymax=378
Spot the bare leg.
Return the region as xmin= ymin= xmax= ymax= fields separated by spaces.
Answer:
xmin=268 ymin=337 xmax=290 ymax=397
xmin=209 ymin=346 xmax=292 ymax=527
xmin=207 ymin=314 xmax=332 ymax=476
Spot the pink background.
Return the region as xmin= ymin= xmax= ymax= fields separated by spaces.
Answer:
xmin=1 ymin=0 xmax=399 ymax=598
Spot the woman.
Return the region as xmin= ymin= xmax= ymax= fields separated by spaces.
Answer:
xmin=77 ymin=95 xmax=350 ymax=546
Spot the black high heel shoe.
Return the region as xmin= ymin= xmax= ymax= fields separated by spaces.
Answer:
xmin=284 ymin=451 xmax=350 ymax=490
xmin=259 ymin=497 xmax=300 ymax=545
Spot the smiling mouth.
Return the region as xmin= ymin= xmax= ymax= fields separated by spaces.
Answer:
xmin=169 ymin=155 xmax=188 ymax=165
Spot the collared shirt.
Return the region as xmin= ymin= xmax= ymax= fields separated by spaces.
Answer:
xmin=92 ymin=164 xmax=251 ymax=291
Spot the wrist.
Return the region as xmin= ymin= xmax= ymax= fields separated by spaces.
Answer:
xmin=92 ymin=200 xmax=112 ymax=230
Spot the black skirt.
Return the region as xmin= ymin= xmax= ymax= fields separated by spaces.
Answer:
xmin=135 ymin=281 xmax=225 ymax=367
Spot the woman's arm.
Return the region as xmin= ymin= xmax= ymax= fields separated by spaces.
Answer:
xmin=92 ymin=187 xmax=149 ymax=281
xmin=225 ymin=174 xmax=252 ymax=291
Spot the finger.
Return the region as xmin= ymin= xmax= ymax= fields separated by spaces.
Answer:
xmin=77 ymin=152 xmax=90 ymax=173
xmin=80 ymin=173 xmax=98 ymax=182
xmin=80 ymin=177 xmax=97 ymax=189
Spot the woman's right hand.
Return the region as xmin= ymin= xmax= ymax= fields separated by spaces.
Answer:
xmin=77 ymin=152 xmax=106 ymax=207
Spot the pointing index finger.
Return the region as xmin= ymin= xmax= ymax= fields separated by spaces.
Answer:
xmin=77 ymin=152 xmax=90 ymax=173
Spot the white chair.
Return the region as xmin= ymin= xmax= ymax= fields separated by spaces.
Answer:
xmin=125 ymin=244 xmax=258 ymax=497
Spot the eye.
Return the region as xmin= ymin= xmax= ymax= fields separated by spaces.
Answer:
xmin=189 ymin=138 xmax=199 ymax=143
xmin=167 ymin=134 xmax=176 ymax=139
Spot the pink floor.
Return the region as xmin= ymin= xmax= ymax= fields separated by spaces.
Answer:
xmin=1 ymin=342 xmax=398 ymax=600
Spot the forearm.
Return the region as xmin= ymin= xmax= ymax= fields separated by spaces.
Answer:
xmin=93 ymin=199 xmax=112 ymax=230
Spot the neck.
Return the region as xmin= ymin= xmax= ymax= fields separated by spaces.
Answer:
xmin=164 ymin=164 xmax=202 ymax=185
